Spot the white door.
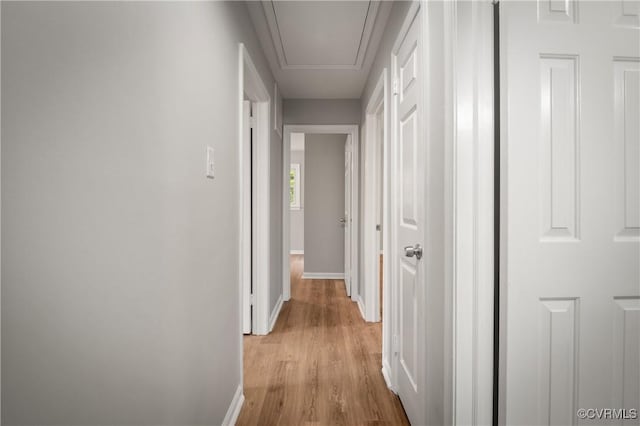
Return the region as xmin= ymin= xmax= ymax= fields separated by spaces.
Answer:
xmin=501 ymin=2 xmax=640 ymax=424
xmin=392 ymin=4 xmax=426 ymax=425
xmin=344 ymin=135 xmax=352 ymax=297
xmin=242 ymin=100 xmax=252 ymax=334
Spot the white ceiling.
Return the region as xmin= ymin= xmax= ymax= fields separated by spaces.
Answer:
xmin=247 ymin=1 xmax=392 ymax=99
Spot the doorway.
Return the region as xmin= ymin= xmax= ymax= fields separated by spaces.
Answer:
xmin=239 ymin=43 xmax=271 ymax=337
xmin=282 ymin=125 xmax=360 ymax=304
xmin=363 ymin=68 xmax=392 ymax=388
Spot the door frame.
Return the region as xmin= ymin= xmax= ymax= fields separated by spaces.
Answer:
xmin=282 ymin=124 xmax=360 ymax=302
xmin=383 ymin=0 xmax=496 ymax=422
xmin=442 ymin=1 xmax=495 ymax=425
xmin=238 ymin=43 xmax=271 ymax=340
xmin=363 ymin=69 xmax=389 ymax=328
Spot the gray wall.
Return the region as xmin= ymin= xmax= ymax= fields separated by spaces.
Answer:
xmin=283 ymin=99 xmax=361 ymax=125
xmin=1 ymin=2 xmax=279 ymax=424
xmin=290 ymin=149 xmax=305 ymax=252
xmin=304 ymin=134 xmax=346 ymax=274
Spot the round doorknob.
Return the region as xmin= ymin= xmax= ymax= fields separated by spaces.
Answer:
xmin=404 ymin=244 xmax=423 ymax=260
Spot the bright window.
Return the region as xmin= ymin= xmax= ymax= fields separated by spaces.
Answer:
xmin=290 ymin=163 xmax=301 ymax=210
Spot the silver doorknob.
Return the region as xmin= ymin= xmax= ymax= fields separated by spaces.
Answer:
xmin=339 ymin=217 xmax=347 ymax=224
xmin=404 ymin=244 xmax=423 ymax=260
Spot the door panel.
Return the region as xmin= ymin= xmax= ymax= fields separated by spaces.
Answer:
xmin=393 ymin=5 xmax=425 ymax=424
xmin=614 ymin=59 xmax=640 ymax=241
xmin=501 ymin=2 xmax=640 ymax=424
xmin=400 ymin=261 xmax=418 ymax=391
xmin=400 ymin=108 xmax=418 ymax=226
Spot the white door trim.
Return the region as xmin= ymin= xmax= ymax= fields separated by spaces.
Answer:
xmin=282 ymin=124 xmax=359 ymax=302
xmin=443 ymin=2 xmax=495 ymax=425
xmin=363 ymin=69 xmax=388 ymax=321
xmin=238 ymin=42 xmax=271 ymax=340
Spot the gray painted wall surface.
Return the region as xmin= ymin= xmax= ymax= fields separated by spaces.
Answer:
xmin=304 ymin=134 xmax=346 ymax=274
xmin=283 ymin=99 xmax=361 ymax=125
xmin=1 ymin=2 xmax=279 ymax=424
xmin=358 ymin=0 xmax=411 ymax=308
xmin=290 ymin=149 xmax=305 ymax=252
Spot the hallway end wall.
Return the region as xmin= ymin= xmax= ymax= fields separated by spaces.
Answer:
xmin=304 ymin=134 xmax=347 ymax=275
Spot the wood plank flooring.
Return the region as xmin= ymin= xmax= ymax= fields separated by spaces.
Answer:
xmin=237 ymin=255 xmax=409 ymax=425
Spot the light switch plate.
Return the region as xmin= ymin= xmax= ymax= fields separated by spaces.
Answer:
xmin=206 ymin=146 xmax=215 ymax=178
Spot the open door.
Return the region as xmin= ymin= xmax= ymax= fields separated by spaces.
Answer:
xmin=500 ymin=2 xmax=640 ymax=423
xmin=344 ymin=135 xmax=352 ymax=297
xmin=391 ymin=4 xmax=426 ymax=425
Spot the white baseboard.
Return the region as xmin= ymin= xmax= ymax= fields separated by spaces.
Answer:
xmin=290 ymin=249 xmax=304 ymax=255
xmin=269 ymin=295 xmax=284 ymax=332
xmin=301 ymin=272 xmax=345 ymax=280
xmin=222 ymin=384 xmax=244 ymax=425
xmin=382 ymin=360 xmax=397 ymax=394
xmin=353 ymin=294 xmax=366 ymax=320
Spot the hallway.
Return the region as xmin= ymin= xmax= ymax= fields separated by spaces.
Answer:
xmin=238 ymin=255 xmax=409 ymax=425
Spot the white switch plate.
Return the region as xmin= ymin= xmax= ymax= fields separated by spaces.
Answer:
xmin=206 ymin=146 xmax=215 ymax=178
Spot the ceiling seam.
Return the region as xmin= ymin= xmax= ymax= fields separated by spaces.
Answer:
xmin=354 ymin=0 xmax=372 ymax=67
xmin=270 ymin=0 xmax=290 ymax=67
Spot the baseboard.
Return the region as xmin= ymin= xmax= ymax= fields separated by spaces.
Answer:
xmin=290 ymin=249 xmax=304 ymax=255
xmin=301 ymin=272 xmax=345 ymax=280
xmin=269 ymin=294 xmax=284 ymax=332
xmin=222 ymin=384 xmax=244 ymax=425
xmin=382 ymin=360 xmax=397 ymax=394
xmin=353 ymin=294 xmax=366 ymax=320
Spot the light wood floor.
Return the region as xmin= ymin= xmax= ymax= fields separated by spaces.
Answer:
xmin=237 ymin=255 xmax=409 ymax=425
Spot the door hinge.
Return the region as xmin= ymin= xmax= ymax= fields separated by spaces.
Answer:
xmin=250 ymin=293 xmax=255 ymax=306
xmin=393 ymin=334 xmax=399 ymax=356
xmin=393 ymin=78 xmax=399 ymax=95
xmin=249 ymin=116 xmax=257 ymax=128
